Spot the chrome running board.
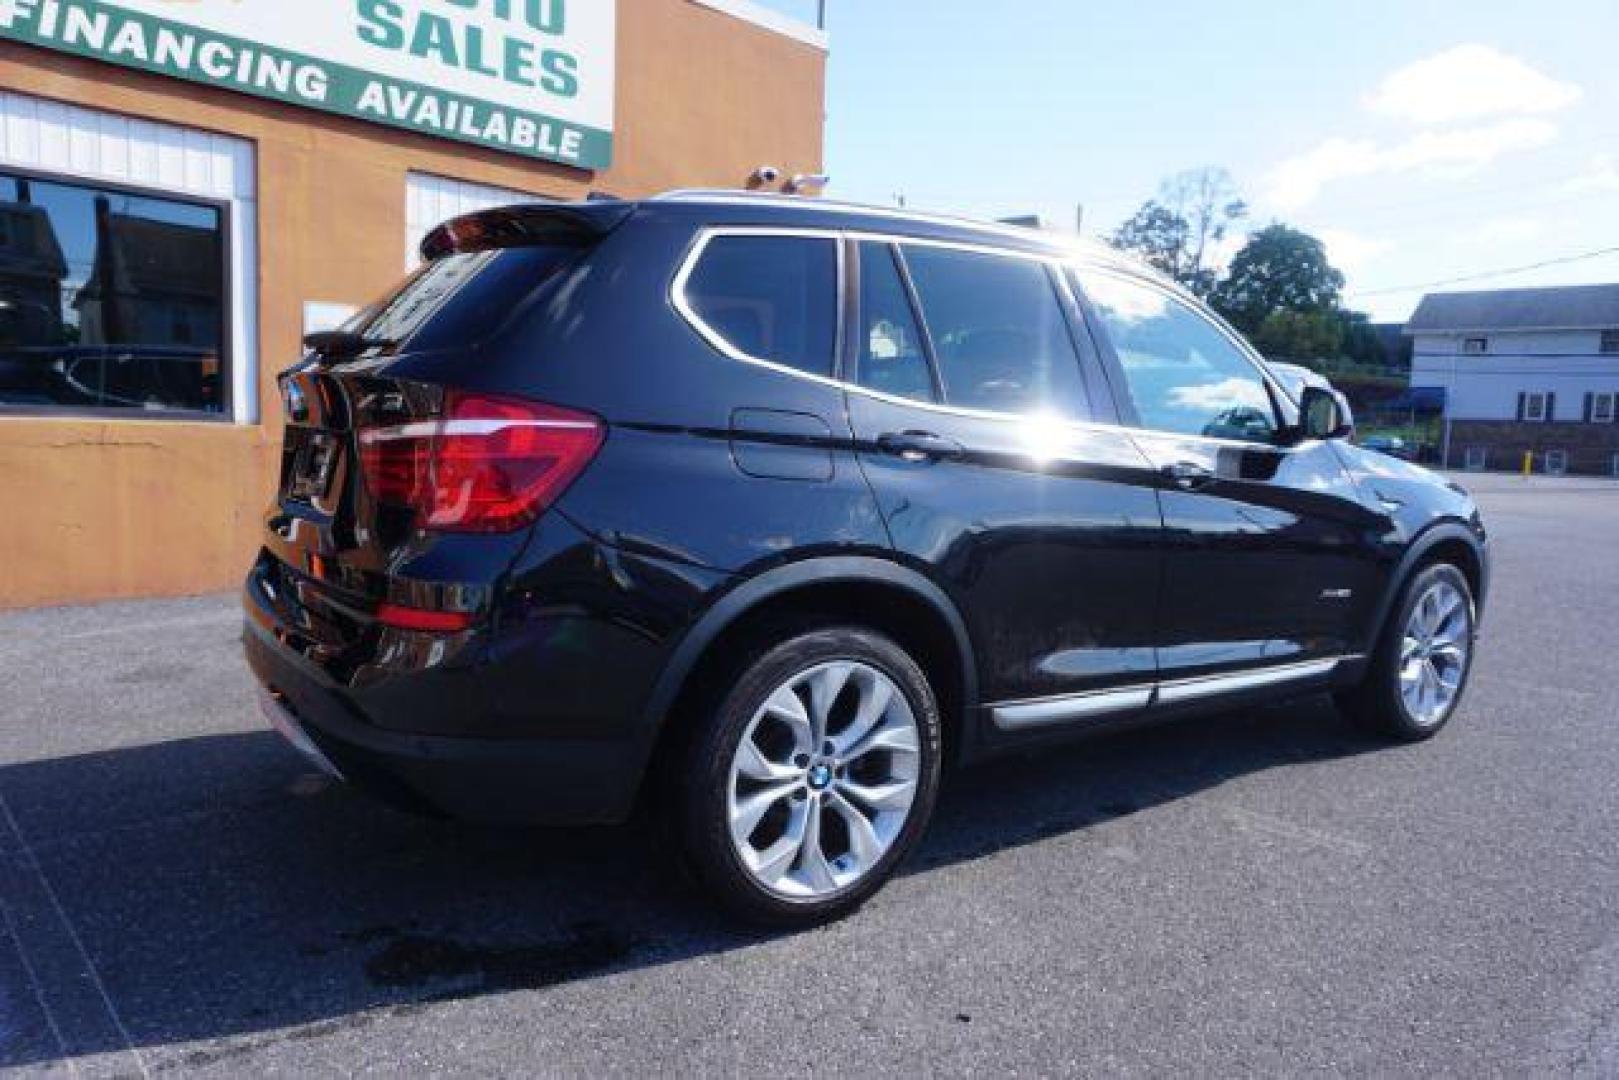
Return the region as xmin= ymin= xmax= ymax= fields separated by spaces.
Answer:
xmin=990 ymin=656 xmax=1347 ymax=732
xmin=1155 ymin=657 xmax=1343 ymax=706
xmin=991 ymin=686 xmax=1155 ymax=731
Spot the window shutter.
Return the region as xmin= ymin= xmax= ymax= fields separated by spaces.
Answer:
xmin=1546 ymin=392 xmax=1556 ymax=422
xmin=1516 ymin=392 xmax=1526 ymax=421
xmin=1585 ymin=392 xmax=1595 ymax=422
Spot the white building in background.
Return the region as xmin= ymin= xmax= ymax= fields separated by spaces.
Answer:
xmin=1406 ymin=284 xmax=1619 ymax=474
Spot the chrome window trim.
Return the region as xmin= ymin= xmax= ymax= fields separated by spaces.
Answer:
xmin=672 ymin=225 xmax=1115 ymax=429
xmin=988 ymin=655 xmax=1353 ymax=731
xmin=669 ymin=227 xmax=847 ymax=385
xmin=669 ymin=225 xmax=1322 ymax=455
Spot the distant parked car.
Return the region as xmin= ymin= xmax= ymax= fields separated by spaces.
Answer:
xmin=1361 ymin=434 xmax=1415 ymax=461
xmin=0 ymin=344 xmax=222 ymax=413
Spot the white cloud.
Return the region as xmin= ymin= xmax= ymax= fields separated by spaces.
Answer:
xmin=1364 ymin=44 xmax=1581 ymax=125
xmin=1170 ymin=377 xmax=1271 ymax=413
xmin=1316 ymin=228 xmax=1394 ymax=273
xmin=1266 ymin=118 xmax=1558 ymax=210
xmin=1464 ymin=215 xmax=1546 ymax=246
xmin=1559 ymin=153 xmax=1619 ymax=196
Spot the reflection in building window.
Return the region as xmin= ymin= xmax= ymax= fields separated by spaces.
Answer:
xmin=0 ymin=171 xmax=225 ymax=415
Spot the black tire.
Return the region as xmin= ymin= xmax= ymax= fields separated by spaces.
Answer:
xmin=1336 ymin=562 xmax=1477 ymax=742
xmin=676 ymin=625 xmax=943 ymax=926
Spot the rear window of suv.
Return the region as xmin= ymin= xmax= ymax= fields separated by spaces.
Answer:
xmin=346 ymin=245 xmax=581 ymax=355
xmin=682 ymin=235 xmax=838 ymax=377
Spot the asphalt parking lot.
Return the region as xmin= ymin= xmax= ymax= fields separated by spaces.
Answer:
xmin=2 ymin=476 xmax=1617 ymax=1076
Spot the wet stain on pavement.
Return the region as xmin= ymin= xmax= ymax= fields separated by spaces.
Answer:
xmin=362 ymin=922 xmax=638 ymax=991
xmin=113 ymin=662 xmax=189 ymax=685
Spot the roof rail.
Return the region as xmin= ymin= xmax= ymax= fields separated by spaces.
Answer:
xmin=649 ymin=189 xmax=1129 ymax=257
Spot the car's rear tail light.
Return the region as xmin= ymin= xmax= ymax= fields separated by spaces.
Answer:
xmin=375 ymin=602 xmax=476 ymax=633
xmin=358 ymin=391 xmax=604 ymax=533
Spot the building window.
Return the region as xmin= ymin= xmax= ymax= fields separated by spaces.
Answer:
xmin=1545 ymin=449 xmax=1568 ymax=476
xmin=1601 ymin=330 xmax=1619 ymax=354
xmin=0 ymin=170 xmax=227 ymax=416
xmin=1463 ymin=336 xmax=1489 ymax=355
xmin=1464 ymin=447 xmax=1488 ymax=471
xmin=1521 ymin=391 xmax=1551 ymax=422
xmin=1591 ymin=392 xmax=1616 ymax=424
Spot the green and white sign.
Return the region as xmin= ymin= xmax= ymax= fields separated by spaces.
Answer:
xmin=0 ymin=0 xmax=616 ymax=170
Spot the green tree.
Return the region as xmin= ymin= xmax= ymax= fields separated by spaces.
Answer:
xmin=1338 ymin=310 xmax=1386 ymax=367
xmin=1110 ymin=166 xmax=1246 ymax=297
xmin=1211 ymin=224 xmax=1344 ymax=334
xmin=1110 ymin=200 xmax=1189 ymax=282
xmin=1159 ymin=167 xmax=1248 ymax=296
xmin=1250 ymin=310 xmax=1344 ymax=360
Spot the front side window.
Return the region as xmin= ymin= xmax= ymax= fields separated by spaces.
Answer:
xmin=900 ymin=245 xmax=1087 ymax=417
xmin=0 ymin=170 xmax=226 ymax=416
xmin=683 ymin=235 xmax=837 ymax=377
xmin=1080 ymin=270 xmax=1277 ymax=444
xmin=856 ymin=242 xmax=935 ymax=403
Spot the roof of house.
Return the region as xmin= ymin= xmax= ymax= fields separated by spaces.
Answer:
xmin=75 ymin=213 xmax=220 ymax=306
xmin=1406 ymin=283 xmax=1619 ymax=333
xmin=0 ymin=200 xmax=68 ymax=281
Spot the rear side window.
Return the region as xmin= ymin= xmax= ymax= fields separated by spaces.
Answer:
xmin=900 ymin=246 xmax=1087 ymax=417
xmin=683 ymin=235 xmax=838 ymax=377
xmin=856 ymin=242 xmax=935 ymax=403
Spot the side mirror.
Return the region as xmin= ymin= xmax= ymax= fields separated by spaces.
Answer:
xmin=1300 ymin=385 xmax=1354 ymax=441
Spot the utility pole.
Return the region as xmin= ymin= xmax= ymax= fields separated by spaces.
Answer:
xmin=1441 ymin=351 xmax=1456 ymax=470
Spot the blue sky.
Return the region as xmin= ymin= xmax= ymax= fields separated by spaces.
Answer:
xmin=766 ymin=0 xmax=1619 ymax=321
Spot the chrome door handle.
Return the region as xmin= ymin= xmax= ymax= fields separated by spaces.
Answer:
xmin=1161 ymin=461 xmax=1215 ymax=490
xmin=877 ymin=431 xmax=965 ymax=463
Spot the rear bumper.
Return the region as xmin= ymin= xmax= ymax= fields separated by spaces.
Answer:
xmin=242 ymin=586 xmax=650 ymax=826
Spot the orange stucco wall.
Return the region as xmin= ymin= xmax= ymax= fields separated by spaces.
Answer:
xmin=0 ymin=1 xmax=825 ymax=608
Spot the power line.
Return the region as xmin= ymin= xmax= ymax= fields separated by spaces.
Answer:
xmin=1347 ymin=245 xmax=1619 ymax=298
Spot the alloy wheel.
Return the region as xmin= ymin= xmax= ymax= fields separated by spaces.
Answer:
xmin=726 ymin=660 xmax=921 ymax=899
xmin=1398 ymin=579 xmax=1472 ymax=727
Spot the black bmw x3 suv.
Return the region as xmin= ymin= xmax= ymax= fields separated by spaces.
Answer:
xmin=244 ymin=191 xmax=1488 ymax=924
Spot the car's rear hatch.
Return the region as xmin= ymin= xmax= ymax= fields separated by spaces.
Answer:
xmin=253 ymin=202 xmax=632 ymax=665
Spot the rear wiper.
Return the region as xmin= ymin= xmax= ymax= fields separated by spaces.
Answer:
xmin=302 ymin=330 xmax=395 ymax=358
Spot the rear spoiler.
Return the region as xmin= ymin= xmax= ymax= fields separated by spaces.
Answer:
xmin=419 ymin=201 xmax=636 ymax=262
